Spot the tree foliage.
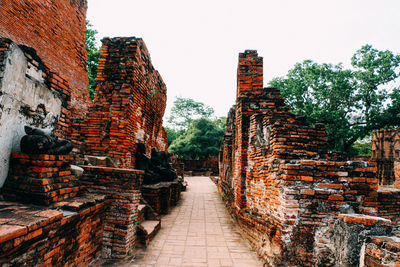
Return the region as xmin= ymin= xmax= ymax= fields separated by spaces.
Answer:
xmin=85 ymin=20 xmax=100 ymax=99
xmin=168 ymin=118 xmax=225 ymax=160
xmin=269 ymin=45 xmax=400 ymax=153
xmin=168 ymin=97 xmax=215 ymax=131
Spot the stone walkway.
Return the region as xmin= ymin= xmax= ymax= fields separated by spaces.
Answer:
xmin=128 ymin=176 xmax=264 ymax=267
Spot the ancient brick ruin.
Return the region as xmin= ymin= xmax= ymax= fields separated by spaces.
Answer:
xmin=72 ymin=37 xmax=168 ymax=167
xmin=218 ymin=50 xmax=400 ymax=266
xmin=0 ymin=1 xmax=182 ymax=265
xmin=371 ymin=129 xmax=400 ymax=186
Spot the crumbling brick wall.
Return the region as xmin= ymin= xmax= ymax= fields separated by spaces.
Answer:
xmin=0 ymin=0 xmax=90 ymax=115
xmin=73 ymin=37 xmax=168 ymax=167
xmin=0 ymin=0 xmax=89 ymax=115
xmin=0 ymin=38 xmax=73 ymax=187
xmin=219 ymin=50 xmax=382 ymax=266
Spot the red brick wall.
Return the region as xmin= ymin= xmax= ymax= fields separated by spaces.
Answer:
xmin=74 ymin=37 xmax=168 ymax=168
xmin=0 ymin=0 xmax=90 ymax=115
xmin=219 ymin=50 xmax=384 ymax=266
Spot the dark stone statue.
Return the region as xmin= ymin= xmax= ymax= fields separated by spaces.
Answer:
xmin=135 ymin=143 xmax=177 ymax=185
xmin=20 ymin=126 xmax=73 ymax=155
xmin=151 ymin=148 xmax=177 ymax=182
xmin=135 ymin=143 xmax=161 ymax=185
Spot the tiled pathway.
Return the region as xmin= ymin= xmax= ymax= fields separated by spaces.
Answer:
xmin=128 ymin=176 xmax=264 ymax=267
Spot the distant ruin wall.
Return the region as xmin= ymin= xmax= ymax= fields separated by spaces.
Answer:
xmin=74 ymin=37 xmax=168 ymax=167
xmin=0 ymin=0 xmax=90 ymax=115
xmin=371 ymin=129 xmax=400 ymax=186
xmin=181 ymin=157 xmax=219 ymax=175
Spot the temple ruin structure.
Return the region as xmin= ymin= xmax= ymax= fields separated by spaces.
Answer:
xmin=218 ymin=50 xmax=400 ymax=266
xmin=0 ymin=0 xmax=181 ymax=265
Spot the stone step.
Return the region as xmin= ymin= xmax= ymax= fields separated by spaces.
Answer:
xmin=136 ymin=220 xmax=161 ymax=248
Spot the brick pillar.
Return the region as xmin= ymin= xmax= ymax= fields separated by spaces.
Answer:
xmin=233 ymin=51 xmax=263 ymax=209
xmin=236 ymin=50 xmax=263 ymax=98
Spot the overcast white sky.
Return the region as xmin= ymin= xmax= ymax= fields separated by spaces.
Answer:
xmin=87 ymin=0 xmax=400 ymax=119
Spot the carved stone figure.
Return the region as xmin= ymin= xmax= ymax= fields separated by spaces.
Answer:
xmin=20 ymin=126 xmax=73 ymax=155
xmin=151 ymin=148 xmax=177 ymax=182
xmin=135 ymin=143 xmax=177 ymax=184
xmin=135 ymin=143 xmax=161 ymax=185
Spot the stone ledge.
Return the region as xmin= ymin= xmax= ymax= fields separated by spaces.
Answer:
xmin=338 ymin=214 xmax=391 ymax=226
xmin=81 ymin=165 xmax=145 ymax=174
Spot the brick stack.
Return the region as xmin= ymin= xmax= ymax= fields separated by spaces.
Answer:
xmin=2 ymin=153 xmax=80 ymax=205
xmin=72 ymin=37 xmax=168 ymax=168
xmin=80 ymin=166 xmax=144 ymax=259
xmin=169 ymin=180 xmax=181 ymax=206
xmin=218 ymin=50 xmax=398 ymax=266
xmin=142 ymin=181 xmax=181 ymax=214
xmin=364 ymin=236 xmax=400 ymax=266
xmin=377 ymin=188 xmax=400 ymax=231
xmin=142 ymin=183 xmax=171 ymax=215
xmin=0 ymin=0 xmax=90 ymax=115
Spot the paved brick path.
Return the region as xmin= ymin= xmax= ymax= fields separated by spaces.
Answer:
xmin=129 ymin=176 xmax=264 ymax=267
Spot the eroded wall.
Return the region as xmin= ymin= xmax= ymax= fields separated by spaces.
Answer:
xmin=0 ymin=0 xmax=90 ymax=115
xmin=218 ymin=50 xmax=385 ymax=266
xmin=0 ymin=39 xmax=72 ymax=187
xmin=74 ymin=37 xmax=168 ymax=167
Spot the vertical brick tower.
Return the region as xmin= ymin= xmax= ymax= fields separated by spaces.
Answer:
xmin=76 ymin=37 xmax=168 ymax=167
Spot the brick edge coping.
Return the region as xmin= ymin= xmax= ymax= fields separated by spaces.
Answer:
xmin=80 ymin=165 xmax=145 ymax=174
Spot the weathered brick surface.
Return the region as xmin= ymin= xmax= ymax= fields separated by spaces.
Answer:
xmin=73 ymin=37 xmax=168 ymax=167
xmin=2 ymin=153 xmax=81 ymax=205
xmin=0 ymin=194 xmax=108 ymax=266
xmin=0 ymin=0 xmax=90 ymax=115
xmin=80 ymin=166 xmax=144 ymax=259
xmin=218 ymin=50 xmax=391 ymax=266
xmin=0 ymin=38 xmax=73 ymax=139
xmin=371 ymin=129 xmax=400 ymax=186
xmin=334 ymin=214 xmax=393 ymax=267
xmin=364 ymin=236 xmax=400 ymax=266
xmin=142 ymin=181 xmax=181 ymax=214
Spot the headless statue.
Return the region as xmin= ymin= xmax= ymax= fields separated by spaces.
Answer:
xmin=150 ymin=148 xmax=177 ymax=182
xmin=135 ymin=143 xmax=161 ymax=185
xmin=135 ymin=143 xmax=177 ymax=184
xmin=20 ymin=126 xmax=73 ymax=155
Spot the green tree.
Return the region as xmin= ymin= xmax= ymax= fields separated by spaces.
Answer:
xmin=168 ymin=97 xmax=215 ymax=130
xmin=165 ymin=127 xmax=184 ymax=146
xmin=168 ymin=118 xmax=225 ymax=160
xmin=85 ymin=20 xmax=100 ymax=99
xmin=269 ymin=44 xmax=400 ymax=154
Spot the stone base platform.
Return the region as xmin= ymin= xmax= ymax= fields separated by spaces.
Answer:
xmin=141 ymin=180 xmax=181 ymax=214
xmin=2 ymin=153 xmax=81 ymax=205
xmin=0 ymin=193 xmax=109 ymax=266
